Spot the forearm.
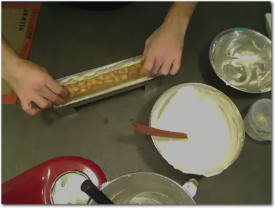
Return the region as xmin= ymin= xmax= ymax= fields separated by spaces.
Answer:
xmin=162 ymin=2 xmax=197 ymax=35
xmin=2 ymin=37 xmax=21 ymax=80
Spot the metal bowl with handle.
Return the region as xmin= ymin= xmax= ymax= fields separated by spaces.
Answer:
xmin=90 ymin=172 xmax=198 ymax=205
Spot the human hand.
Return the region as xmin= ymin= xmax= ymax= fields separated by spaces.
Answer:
xmin=141 ymin=24 xmax=184 ymax=76
xmin=3 ymin=59 xmax=68 ymax=115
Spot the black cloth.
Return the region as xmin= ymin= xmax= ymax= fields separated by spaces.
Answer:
xmin=66 ymin=1 xmax=133 ymax=11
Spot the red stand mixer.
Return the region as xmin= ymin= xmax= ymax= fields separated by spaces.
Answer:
xmin=2 ymin=156 xmax=107 ymax=204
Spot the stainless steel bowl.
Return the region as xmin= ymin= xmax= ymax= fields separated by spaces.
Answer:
xmin=209 ymin=28 xmax=271 ymax=93
xmin=94 ymin=172 xmax=198 ymax=204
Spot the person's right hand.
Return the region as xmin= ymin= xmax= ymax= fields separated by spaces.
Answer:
xmin=4 ymin=58 xmax=68 ymax=115
xmin=141 ymin=24 xmax=184 ymax=77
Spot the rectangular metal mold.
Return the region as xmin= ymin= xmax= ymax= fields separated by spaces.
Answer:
xmin=54 ymin=56 xmax=153 ymax=115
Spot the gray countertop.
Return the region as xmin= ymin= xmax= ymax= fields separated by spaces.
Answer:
xmin=2 ymin=2 xmax=271 ymax=204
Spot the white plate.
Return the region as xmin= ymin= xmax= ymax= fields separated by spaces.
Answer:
xmin=150 ymin=83 xmax=245 ymax=177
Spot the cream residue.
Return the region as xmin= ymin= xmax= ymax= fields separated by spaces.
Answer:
xmin=56 ymin=56 xmax=142 ymax=86
xmin=54 ymin=56 xmax=152 ymax=108
xmin=151 ymin=84 xmax=244 ymax=177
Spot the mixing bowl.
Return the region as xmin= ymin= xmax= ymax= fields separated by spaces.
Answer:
xmin=209 ymin=28 xmax=271 ymax=93
xmin=93 ymin=172 xmax=198 ymax=204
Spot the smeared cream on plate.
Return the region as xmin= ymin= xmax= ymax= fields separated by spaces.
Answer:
xmin=150 ymin=84 xmax=244 ymax=177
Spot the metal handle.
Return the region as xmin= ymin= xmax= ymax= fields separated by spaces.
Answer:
xmin=182 ymin=178 xmax=199 ymax=198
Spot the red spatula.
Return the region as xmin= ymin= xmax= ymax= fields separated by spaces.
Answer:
xmin=130 ymin=122 xmax=188 ymax=140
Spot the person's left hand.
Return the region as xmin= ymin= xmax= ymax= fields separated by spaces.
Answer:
xmin=141 ymin=24 xmax=184 ymax=76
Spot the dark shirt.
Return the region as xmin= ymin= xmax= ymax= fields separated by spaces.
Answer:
xmin=67 ymin=2 xmax=131 ymax=11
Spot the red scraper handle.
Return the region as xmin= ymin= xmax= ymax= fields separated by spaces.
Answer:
xmin=130 ymin=122 xmax=188 ymax=139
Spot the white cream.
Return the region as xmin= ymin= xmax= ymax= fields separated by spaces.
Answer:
xmin=56 ymin=57 xmax=143 ymax=86
xmin=151 ymin=84 xmax=244 ymax=177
